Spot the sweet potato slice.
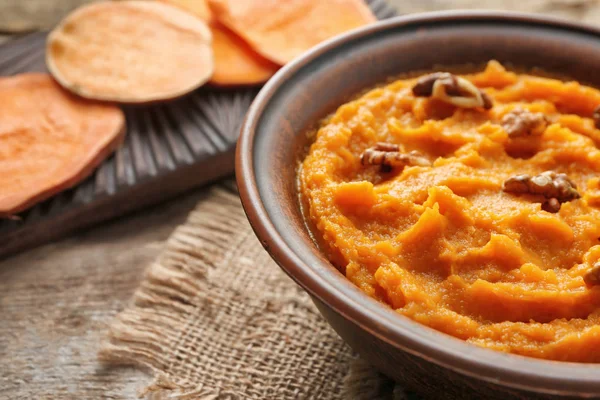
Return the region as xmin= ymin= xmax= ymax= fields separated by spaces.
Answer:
xmin=207 ymin=0 xmax=376 ymax=65
xmin=46 ymin=1 xmax=214 ymax=103
xmin=160 ymin=0 xmax=278 ymax=85
xmin=0 ymin=74 xmax=125 ymax=217
xmin=159 ymin=0 xmax=212 ymax=20
xmin=208 ymin=23 xmax=279 ymax=85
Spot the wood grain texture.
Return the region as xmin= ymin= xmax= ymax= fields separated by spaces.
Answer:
xmin=0 ymin=186 xmax=213 ymax=399
xmin=0 ymin=0 xmax=96 ymax=33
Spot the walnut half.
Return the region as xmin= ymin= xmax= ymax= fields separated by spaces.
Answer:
xmin=501 ymin=108 xmax=548 ymax=138
xmin=584 ymin=262 xmax=600 ymax=286
xmin=361 ymin=142 xmax=431 ymax=172
xmin=412 ymin=72 xmax=492 ymax=110
xmin=503 ymin=171 xmax=580 ymax=213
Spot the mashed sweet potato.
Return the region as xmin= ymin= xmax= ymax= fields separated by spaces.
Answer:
xmin=300 ymin=61 xmax=600 ymax=362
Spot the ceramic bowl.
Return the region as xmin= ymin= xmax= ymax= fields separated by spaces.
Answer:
xmin=236 ymin=11 xmax=600 ymax=399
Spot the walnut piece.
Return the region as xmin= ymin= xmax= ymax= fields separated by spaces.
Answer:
xmin=584 ymin=262 xmax=600 ymax=286
xmin=541 ymin=198 xmax=561 ymax=213
xmin=412 ymin=72 xmax=454 ymax=97
xmin=361 ymin=142 xmax=431 ymax=172
xmin=501 ymin=108 xmax=548 ymax=138
xmin=503 ymin=171 xmax=580 ymax=213
xmin=412 ymin=72 xmax=492 ymax=110
xmin=593 ymin=105 xmax=600 ymax=129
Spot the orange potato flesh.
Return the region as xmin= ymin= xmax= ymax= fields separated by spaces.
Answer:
xmin=300 ymin=61 xmax=600 ymax=362
xmin=158 ymin=0 xmax=212 ymax=20
xmin=0 ymin=74 xmax=125 ymax=217
xmin=46 ymin=1 xmax=213 ymax=103
xmin=208 ymin=0 xmax=376 ymax=65
xmin=160 ymin=0 xmax=278 ymax=85
xmin=209 ymin=23 xmax=279 ymax=86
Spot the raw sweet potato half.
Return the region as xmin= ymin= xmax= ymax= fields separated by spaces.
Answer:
xmin=207 ymin=0 xmax=376 ymax=65
xmin=46 ymin=0 xmax=214 ymax=103
xmin=160 ymin=0 xmax=278 ymax=85
xmin=0 ymin=74 xmax=125 ymax=217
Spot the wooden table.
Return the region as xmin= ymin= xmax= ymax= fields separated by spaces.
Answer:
xmin=0 ymin=187 xmax=213 ymax=398
xmin=2 ymin=1 xmax=600 ymax=398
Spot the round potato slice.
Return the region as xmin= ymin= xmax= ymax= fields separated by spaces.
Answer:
xmin=209 ymin=24 xmax=278 ymax=85
xmin=207 ymin=0 xmax=376 ymax=66
xmin=159 ymin=0 xmax=278 ymax=85
xmin=0 ymin=74 xmax=125 ymax=217
xmin=46 ymin=1 xmax=214 ymax=103
xmin=158 ymin=0 xmax=212 ymax=20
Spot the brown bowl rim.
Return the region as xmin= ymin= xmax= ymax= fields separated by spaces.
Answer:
xmin=236 ymin=10 xmax=600 ymax=396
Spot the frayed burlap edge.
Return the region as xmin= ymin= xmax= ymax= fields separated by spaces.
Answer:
xmin=99 ymin=185 xmax=408 ymax=399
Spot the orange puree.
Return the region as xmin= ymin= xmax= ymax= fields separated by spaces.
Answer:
xmin=299 ymin=61 xmax=600 ymax=362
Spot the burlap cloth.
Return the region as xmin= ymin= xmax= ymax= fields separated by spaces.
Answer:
xmin=99 ymin=183 xmax=415 ymax=399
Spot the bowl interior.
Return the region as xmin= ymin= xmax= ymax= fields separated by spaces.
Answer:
xmin=238 ymin=12 xmax=600 ymax=395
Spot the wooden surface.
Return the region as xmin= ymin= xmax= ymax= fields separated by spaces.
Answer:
xmin=0 ymin=188 xmax=215 ymax=398
xmin=3 ymin=1 xmax=600 ymax=399
xmin=0 ymin=32 xmax=256 ymax=260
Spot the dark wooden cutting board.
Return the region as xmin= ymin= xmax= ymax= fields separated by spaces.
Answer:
xmin=0 ymin=0 xmax=396 ymax=259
